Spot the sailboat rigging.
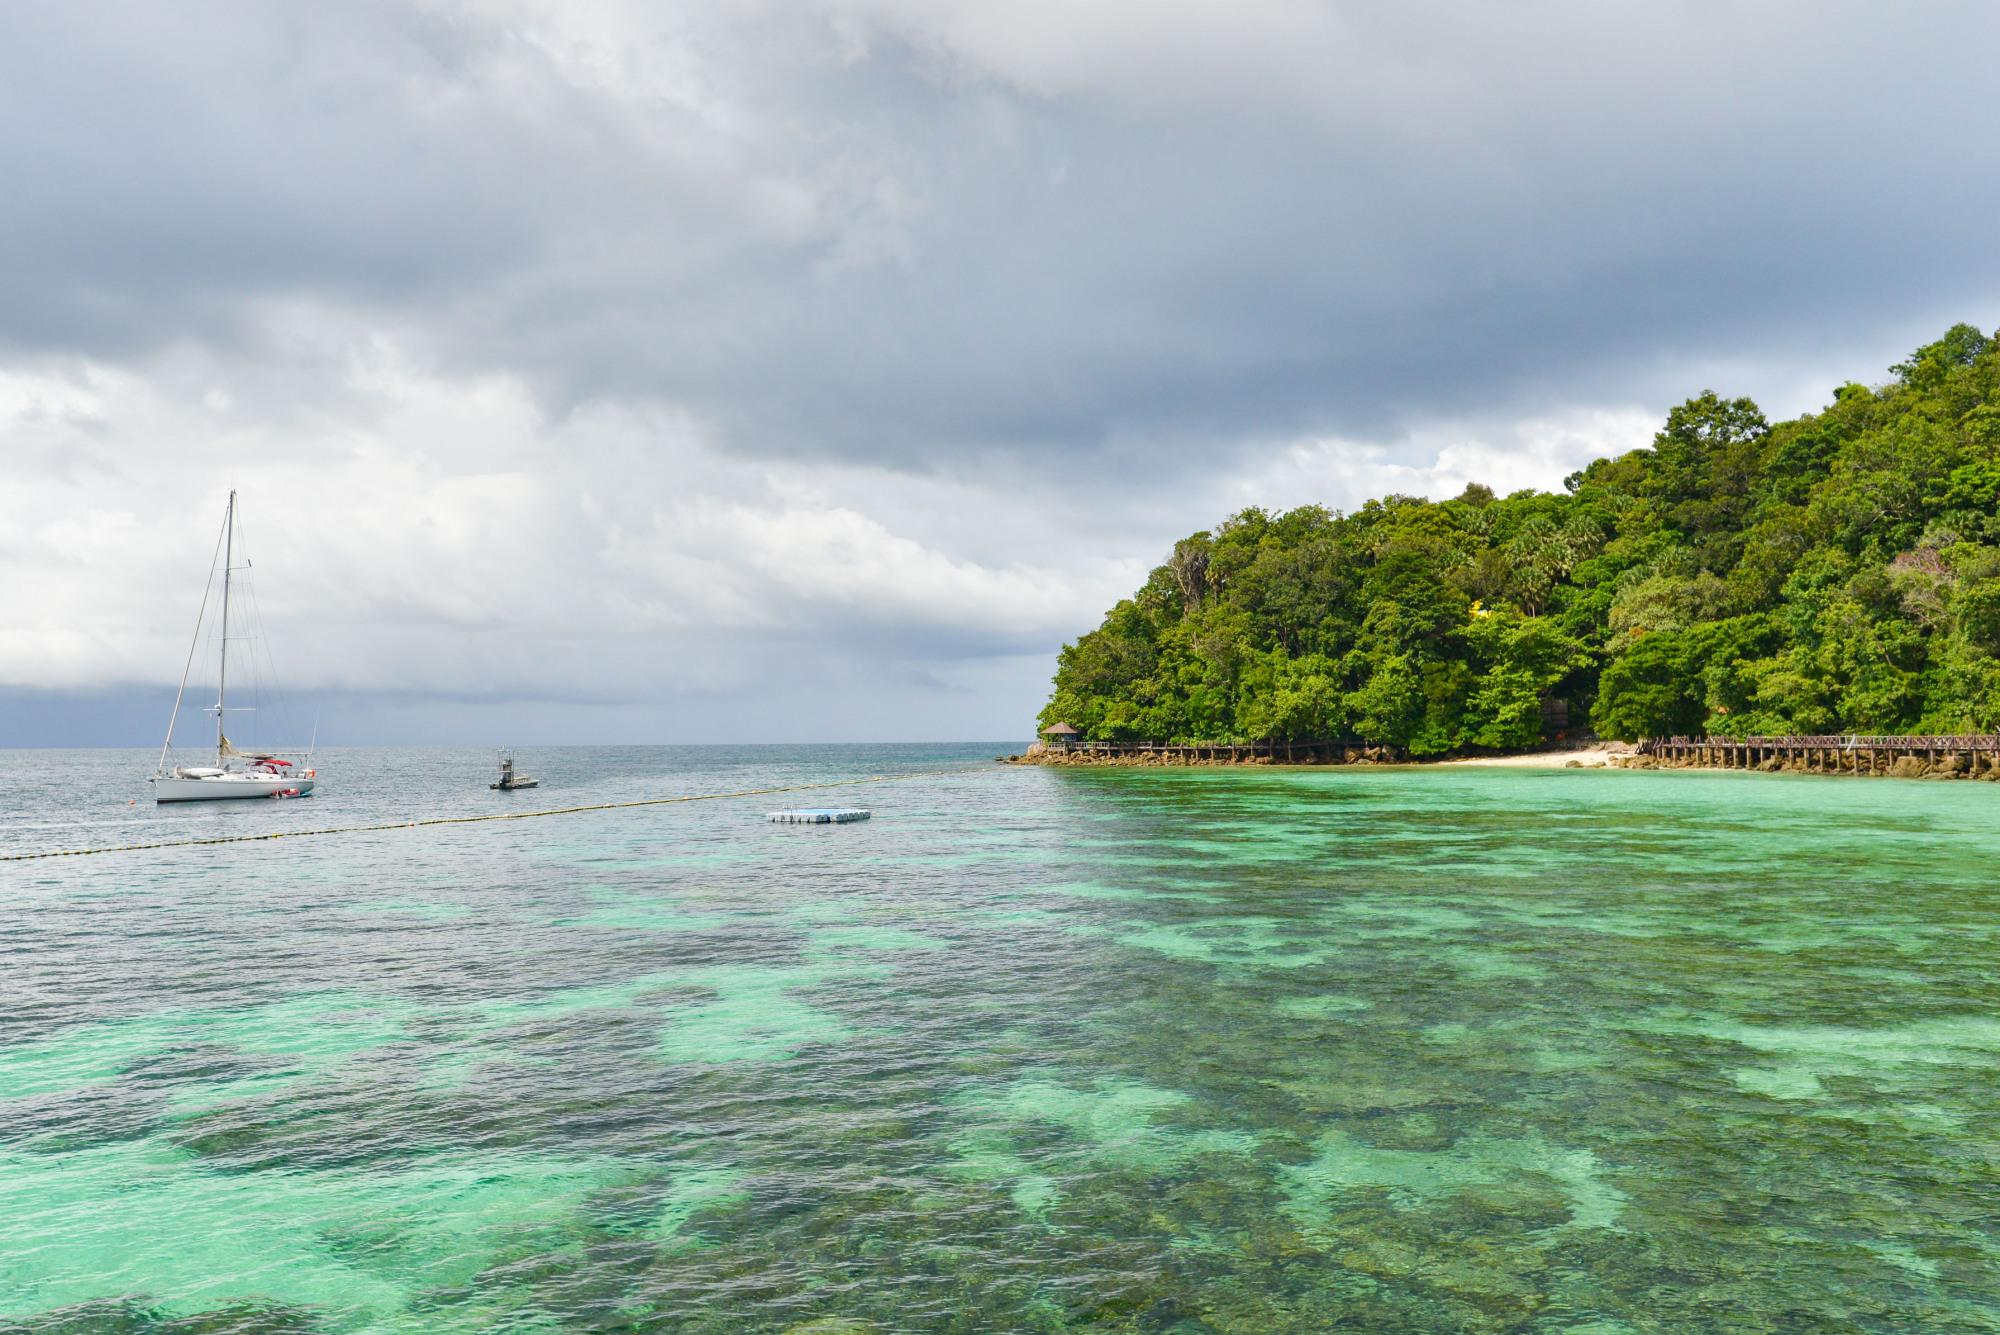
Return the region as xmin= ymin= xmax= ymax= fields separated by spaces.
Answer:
xmin=151 ymin=491 xmax=318 ymax=803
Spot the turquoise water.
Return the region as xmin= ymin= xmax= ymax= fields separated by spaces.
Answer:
xmin=3 ymin=747 xmax=1999 ymax=1332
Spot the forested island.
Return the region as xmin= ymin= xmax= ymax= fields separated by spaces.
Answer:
xmin=1038 ymin=324 xmax=2000 ymax=753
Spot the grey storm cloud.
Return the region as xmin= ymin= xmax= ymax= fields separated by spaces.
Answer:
xmin=5 ymin=1 xmax=1996 ymax=468
xmin=2 ymin=1 xmax=1997 ymax=744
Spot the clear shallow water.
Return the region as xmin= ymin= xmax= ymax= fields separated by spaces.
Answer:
xmin=3 ymin=748 xmax=1999 ymax=1332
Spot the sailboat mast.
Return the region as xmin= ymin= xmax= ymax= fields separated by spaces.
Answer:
xmin=216 ymin=489 xmax=235 ymax=764
xmin=155 ymin=497 xmax=229 ymax=779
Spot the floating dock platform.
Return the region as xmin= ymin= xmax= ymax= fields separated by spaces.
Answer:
xmin=766 ymin=808 xmax=872 ymax=824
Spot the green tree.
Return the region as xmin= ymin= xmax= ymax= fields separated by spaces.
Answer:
xmin=1041 ymin=324 xmax=2000 ymax=751
xmin=1461 ymin=613 xmax=1591 ymax=749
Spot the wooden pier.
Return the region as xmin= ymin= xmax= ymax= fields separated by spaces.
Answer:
xmin=1023 ymin=740 xmax=1401 ymax=766
xmin=1641 ymin=734 xmax=2000 ymax=778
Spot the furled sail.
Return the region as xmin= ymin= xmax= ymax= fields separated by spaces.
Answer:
xmin=219 ymin=734 xmax=240 ymax=757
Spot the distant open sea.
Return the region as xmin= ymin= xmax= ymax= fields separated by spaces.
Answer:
xmin=3 ymin=745 xmax=1999 ymax=1332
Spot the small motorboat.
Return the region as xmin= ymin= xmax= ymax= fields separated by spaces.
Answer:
xmin=491 ymin=752 xmax=538 ymax=791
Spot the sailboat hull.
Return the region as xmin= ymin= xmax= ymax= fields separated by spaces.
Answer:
xmin=153 ymin=774 xmax=315 ymax=803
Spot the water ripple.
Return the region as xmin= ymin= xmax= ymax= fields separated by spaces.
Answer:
xmin=3 ymin=749 xmax=1999 ymax=1330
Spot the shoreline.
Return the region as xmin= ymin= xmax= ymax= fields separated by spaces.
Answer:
xmin=1007 ymin=739 xmax=2000 ymax=780
xmin=1434 ymin=744 xmax=1631 ymax=769
xmin=1005 ymin=742 xmax=1633 ymax=769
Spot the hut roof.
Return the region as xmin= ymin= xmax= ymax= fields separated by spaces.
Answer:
xmin=1042 ymin=722 xmax=1080 ymax=736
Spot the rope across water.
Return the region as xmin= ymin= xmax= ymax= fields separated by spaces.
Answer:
xmin=1 ymin=769 xmax=974 ymax=863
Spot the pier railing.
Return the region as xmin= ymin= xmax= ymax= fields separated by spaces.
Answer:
xmin=1641 ymin=734 xmax=2000 ymax=775
xmin=1040 ymin=740 xmax=1396 ymax=764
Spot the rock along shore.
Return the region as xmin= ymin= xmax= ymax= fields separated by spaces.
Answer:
xmin=1001 ymin=739 xmax=2000 ymax=779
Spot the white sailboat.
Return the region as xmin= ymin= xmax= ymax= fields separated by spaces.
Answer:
xmin=151 ymin=491 xmax=318 ymax=803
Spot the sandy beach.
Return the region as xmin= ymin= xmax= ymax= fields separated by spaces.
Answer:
xmin=1438 ymin=744 xmax=1633 ymax=768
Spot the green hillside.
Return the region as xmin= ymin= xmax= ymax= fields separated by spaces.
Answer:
xmin=1040 ymin=324 xmax=2000 ymax=751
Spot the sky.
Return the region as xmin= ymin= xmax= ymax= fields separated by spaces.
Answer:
xmin=3 ymin=1 xmax=1998 ymax=747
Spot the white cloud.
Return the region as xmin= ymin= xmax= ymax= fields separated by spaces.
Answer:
xmin=0 ymin=338 xmax=1132 ymax=723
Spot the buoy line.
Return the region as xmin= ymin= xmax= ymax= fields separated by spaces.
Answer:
xmin=1 ymin=768 xmax=983 ymax=863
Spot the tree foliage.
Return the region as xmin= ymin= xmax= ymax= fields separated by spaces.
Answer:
xmin=1040 ymin=325 xmax=2000 ymax=747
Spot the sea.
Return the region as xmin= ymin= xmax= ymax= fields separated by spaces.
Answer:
xmin=2 ymin=745 xmax=1998 ymax=1332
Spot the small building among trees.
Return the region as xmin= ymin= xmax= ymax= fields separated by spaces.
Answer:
xmin=1041 ymin=722 xmax=1081 ymax=750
